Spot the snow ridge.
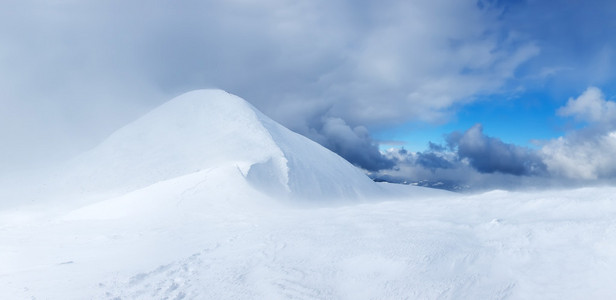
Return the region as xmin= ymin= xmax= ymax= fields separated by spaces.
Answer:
xmin=55 ymin=89 xmax=389 ymax=203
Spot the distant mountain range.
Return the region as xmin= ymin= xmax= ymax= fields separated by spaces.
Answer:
xmin=371 ymin=175 xmax=471 ymax=192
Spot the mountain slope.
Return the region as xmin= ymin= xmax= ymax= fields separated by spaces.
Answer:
xmin=29 ymin=89 xmax=444 ymax=209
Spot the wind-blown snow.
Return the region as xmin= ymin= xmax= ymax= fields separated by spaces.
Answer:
xmin=1 ymin=90 xmax=616 ymax=299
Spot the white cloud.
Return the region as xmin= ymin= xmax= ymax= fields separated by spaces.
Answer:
xmin=542 ymin=87 xmax=616 ymax=179
xmin=541 ymin=131 xmax=616 ymax=180
xmin=323 ymin=0 xmax=539 ymax=125
xmin=557 ymin=86 xmax=616 ymax=125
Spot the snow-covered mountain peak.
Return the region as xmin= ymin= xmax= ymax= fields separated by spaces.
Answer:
xmin=58 ymin=89 xmax=392 ymax=202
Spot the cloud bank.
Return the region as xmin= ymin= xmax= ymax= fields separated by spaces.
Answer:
xmin=0 ymin=0 xmax=536 ymax=173
xmin=373 ymin=87 xmax=616 ymax=190
xmin=446 ymin=124 xmax=546 ymax=176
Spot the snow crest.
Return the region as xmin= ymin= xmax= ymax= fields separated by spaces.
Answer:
xmin=58 ymin=89 xmax=385 ymax=202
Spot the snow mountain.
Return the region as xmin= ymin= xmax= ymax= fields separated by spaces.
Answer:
xmin=43 ymin=89 xmax=435 ymax=207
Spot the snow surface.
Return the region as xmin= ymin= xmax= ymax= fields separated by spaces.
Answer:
xmin=2 ymin=90 xmax=616 ymax=299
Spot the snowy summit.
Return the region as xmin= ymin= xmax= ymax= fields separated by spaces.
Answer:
xmin=47 ymin=89 xmax=437 ymax=203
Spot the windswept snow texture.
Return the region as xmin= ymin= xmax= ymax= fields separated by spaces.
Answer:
xmin=2 ymin=90 xmax=616 ymax=299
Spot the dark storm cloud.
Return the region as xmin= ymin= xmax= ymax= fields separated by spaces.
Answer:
xmin=371 ymin=122 xmax=552 ymax=191
xmin=387 ymin=145 xmax=455 ymax=171
xmin=383 ymin=124 xmax=548 ymax=177
xmin=427 ymin=142 xmax=447 ymax=152
xmin=415 ymin=152 xmax=454 ymax=170
xmin=307 ymin=117 xmax=394 ymax=171
xmin=447 ymin=124 xmax=547 ymax=176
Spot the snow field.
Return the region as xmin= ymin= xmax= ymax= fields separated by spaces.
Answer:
xmin=2 ymin=90 xmax=615 ymax=299
xmin=2 ymin=186 xmax=616 ymax=299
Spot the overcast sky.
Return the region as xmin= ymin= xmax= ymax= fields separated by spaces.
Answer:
xmin=2 ymin=0 xmax=616 ymax=189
